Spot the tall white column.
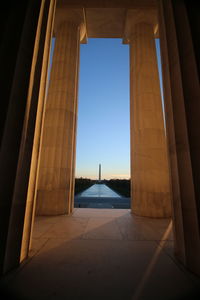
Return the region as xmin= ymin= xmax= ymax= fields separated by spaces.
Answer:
xmin=126 ymin=11 xmax=171 ymax=217
xmin=159 ymin=0 xmax=200 ymax=275
xmin=36 ymin=10 xmax=86 ymax=215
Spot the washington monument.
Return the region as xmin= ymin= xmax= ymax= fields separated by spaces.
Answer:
xmin=99 ymin=164 xmax=101 ymax=182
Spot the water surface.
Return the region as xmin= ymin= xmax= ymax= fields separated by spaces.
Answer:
xmin=79 ymin=184 xmax=121 ymax=198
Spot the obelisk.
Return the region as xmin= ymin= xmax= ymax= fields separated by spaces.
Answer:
xmin=99 ymin=164 xmax=101 ymax=182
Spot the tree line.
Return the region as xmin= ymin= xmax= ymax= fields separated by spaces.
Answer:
xmin=105 ymin=179 xmax=130 ymax=197
xmin=75 ymin=178 xmax=95 ymax=195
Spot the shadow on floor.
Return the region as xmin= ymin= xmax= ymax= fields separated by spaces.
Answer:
xmin=0 ymin=209 xmax=200 ymax=300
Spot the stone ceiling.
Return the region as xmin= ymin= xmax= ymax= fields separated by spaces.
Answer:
xmin=55 ymin=0 xmax=158 ymax=41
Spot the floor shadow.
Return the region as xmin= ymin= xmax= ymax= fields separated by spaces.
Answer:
xmin=1 ymin=209 xmax=200 ymax=300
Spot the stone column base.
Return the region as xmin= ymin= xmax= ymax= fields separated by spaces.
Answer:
xmin=36 ymin=189 xmax=69 ymax=215
xmin=132 ymin=191 xmax=171 ymax=218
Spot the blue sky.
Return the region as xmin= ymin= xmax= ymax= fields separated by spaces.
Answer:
xmin=49 ymin=38 xmax=163 ymax=180
xmin=75 ymin=39 xmax=130 ymax=180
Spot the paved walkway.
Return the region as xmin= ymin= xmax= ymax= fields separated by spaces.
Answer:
xmin=74 ymin=196 xmax=130 ymax=208
xmin=1 ymin=209 xmax=200 ymax=299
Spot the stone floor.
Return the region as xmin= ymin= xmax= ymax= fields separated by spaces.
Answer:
xmin=74 ymin=196 xmax=130 ymax=208
xmin=1 ymin=208 xmax=200 ymax=300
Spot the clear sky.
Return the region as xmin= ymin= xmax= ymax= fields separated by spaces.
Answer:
xmin=75 ymin=39 xmax=130 ymax=180
xmin=49 ymin=38 xmax=163 ymax=180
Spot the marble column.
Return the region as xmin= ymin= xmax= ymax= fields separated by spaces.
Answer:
xmin=159 ymin=0 xmax=200 ymax=275
xmin=0 ymin=0 xmax=50 ymax=274
xmin=69 ymin=45 xmax=80 ymax=213
xmin=129 ymin=22 xmax=171 ymax=217
xmin=20 ymin=0 xmax=56 ymax=262
xmin=36 ymin=18 xmax=83 ymax=215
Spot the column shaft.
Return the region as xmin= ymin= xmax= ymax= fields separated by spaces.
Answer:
xmin=69 ymin=42 xmax=80 ymax=213
xmin=0 ymin=0 xmax=48 ymax=274
xmin=36 ymin=21 xmax=80 ymax=215
xmin=130 ymin=22 xmax=171 ymax=217
xmin=159 ymin=0 xmax=200 ymax=274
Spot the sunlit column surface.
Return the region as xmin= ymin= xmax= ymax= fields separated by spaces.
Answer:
xmin=159 ymin=0 xmax=200 ymax=274
xmin=36 ymin=10 xmax=85 ymax=215
xmin=129 ymin=20 xmax=171 ymax=217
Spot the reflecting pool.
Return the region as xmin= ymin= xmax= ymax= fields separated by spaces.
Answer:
xmin=79 ymin=184 xmax=121 ymax=198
